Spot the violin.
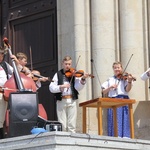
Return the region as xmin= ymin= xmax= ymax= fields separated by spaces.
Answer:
xmin=117 ymin=72 xmax=136 ymax=81
xmin=20 ymin=66 xmax=53 ymax=82
xmin=31 ymin=70 xmax=44 ymax=81
xmin=31 ymin=70 xmax=54 ymax=82
xmin=65 ymin=68 xmax=94 ymax=78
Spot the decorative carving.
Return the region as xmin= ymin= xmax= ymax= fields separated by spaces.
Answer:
xmin=9 ymin=0 xmax=56 ymax=20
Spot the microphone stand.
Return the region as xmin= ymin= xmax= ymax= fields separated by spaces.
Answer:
xmin=91 ymin=59 xmax=103 ymax=97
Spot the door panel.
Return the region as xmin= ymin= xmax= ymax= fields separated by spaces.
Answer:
xmin=1 ymin=0 xmax=57 ymax=120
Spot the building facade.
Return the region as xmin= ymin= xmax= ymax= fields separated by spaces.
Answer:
xmin=57 ymin=0 xmax=150 ymax=139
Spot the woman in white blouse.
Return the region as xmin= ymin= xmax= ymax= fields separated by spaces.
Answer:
xmin=101 ymin=61 xmax=135 ymax=138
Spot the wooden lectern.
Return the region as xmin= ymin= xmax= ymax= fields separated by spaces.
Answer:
xmin=79 ymin=97 xmax=136 ymax=138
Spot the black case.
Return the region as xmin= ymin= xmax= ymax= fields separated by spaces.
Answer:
xmin=37 ymin=116 xmax=62 ymax=131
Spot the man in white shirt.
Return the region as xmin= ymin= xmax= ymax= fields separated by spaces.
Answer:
xmin=49 ymin=56 xmax=88 ymax=133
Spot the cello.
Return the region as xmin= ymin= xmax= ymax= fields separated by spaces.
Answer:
xmin=3 ymin=37 xmax=37 ymax=101
xmin=2 ymin=38 xmax=48 ymax=137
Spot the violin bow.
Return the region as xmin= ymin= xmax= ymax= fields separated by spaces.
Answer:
xmin=29 ymin=46 xmax=53 ymax=82
xmin=74 ymin=55 xmax=81 ymax=69
xmin=69 ymin=55 xmax=81 ymax=84
xmin=116 ymin=54 xmax=134 ymax=87
xmin=121 ymin=54 xmax=134 ymax=75
xmin=29 ymin=46 xmax=33 ymax=71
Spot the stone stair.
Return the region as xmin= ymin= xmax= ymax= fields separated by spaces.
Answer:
xmin=0 ymin=132 xmax=150 ymax=150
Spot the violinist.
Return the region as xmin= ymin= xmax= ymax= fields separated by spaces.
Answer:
xmin=0 ymin=45 xmax=13 ymax=139
xmin=101 ymin=61 xmax=135 ymax=138
xmin=49 ymin=56 xmax=88 ymax=133
xmin=11 ymin=52 xmax=48 ymax=89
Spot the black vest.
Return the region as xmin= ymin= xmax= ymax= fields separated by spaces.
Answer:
xmin=54 ymin=69 xmax=79 ymax=101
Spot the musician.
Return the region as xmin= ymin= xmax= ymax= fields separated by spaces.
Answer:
xmin=101 ymin=61 xmax=134 ymax=138
xmin=11 ymin=52 xmax=48 ymax=89
xmin=49 ymin=56 xmax=88 ymax=133
xmin=0 ymin=46 xmax=13 ymax=139
xmin=141 ymin=68 xmax=150 ymax=81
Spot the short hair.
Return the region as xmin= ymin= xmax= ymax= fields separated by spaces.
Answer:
xmin=112 ymin=61 xmax=122 ymax=68
xmin=16 ymin=52 xmax=27 ymax=60
xmin=63 ymin=56 xmax=72 ymax=62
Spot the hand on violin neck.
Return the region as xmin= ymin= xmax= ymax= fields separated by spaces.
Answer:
xmin=82 ymin=73 xmax=89 ymax=79
xmin=80 ymin=73 xmax=88 ymax=85
xmin=127 ymin=73 xmax=136 ymax=81
xmin=127 ymin=76 xmax=133 ymax=82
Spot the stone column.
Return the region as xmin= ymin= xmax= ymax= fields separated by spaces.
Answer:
xmin=57 ymin=0 xmax=75 ymax=67
xmin=119 ymin=0 xmax=146 ymax=100
xmin=73 ymin=0 xmax=92 ymax=133
xmin=119 ymin=0 xmax=150 ymax=139
xmin=90 ymin=0 xmax=119 ymax=97
xmin=89 ymin=0 xmax=118 ymax=135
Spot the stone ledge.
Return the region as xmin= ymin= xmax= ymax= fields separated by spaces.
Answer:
xmin=0 ymin=132 xmax=150 ymax=150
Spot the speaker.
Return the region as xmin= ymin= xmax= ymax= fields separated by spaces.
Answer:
xmin=8 ymin=92 xmax=38 ymax=137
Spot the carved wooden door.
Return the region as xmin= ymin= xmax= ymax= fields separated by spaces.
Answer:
xmin=0 ymin=0 xmax=58 ymax=120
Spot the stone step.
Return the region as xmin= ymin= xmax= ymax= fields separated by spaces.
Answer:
xmin=0 ymin=132 xmax=150 ymax=150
